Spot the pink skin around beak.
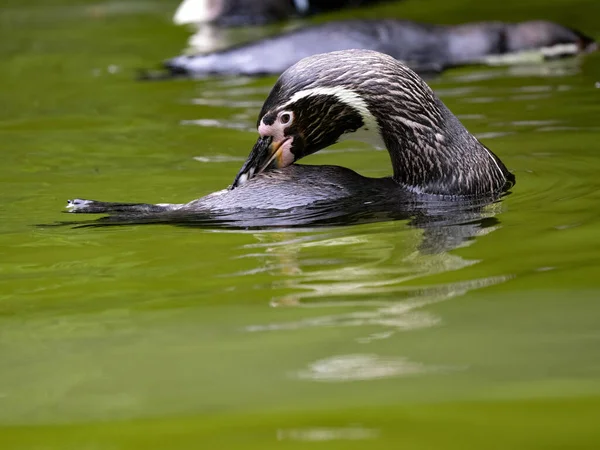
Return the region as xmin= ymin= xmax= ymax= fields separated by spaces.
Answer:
xmin=231 ymin=121 xmax=296 ymax=188
xmin=258 ymin=121 xmax=295 ymax=168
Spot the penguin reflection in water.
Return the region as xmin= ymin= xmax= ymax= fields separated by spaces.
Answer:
xmin=66 ymin=50 xmax=516 ymax=243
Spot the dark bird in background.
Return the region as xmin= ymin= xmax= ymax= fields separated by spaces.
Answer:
xmin=173 ymin=0 xmax=396 ymax=26
xmin=154 ymin=19 xmax=597 ymax=79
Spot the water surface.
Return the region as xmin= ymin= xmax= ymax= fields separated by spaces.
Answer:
xmin=1 ymin=0 xmax=600 ymax=448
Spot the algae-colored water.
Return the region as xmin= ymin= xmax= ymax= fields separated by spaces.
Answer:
xmin=1 ymin=0 xmax=600 ymax=448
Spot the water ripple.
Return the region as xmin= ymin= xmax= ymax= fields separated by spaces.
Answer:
xmin=246 ymin=276 xmax=509 ymax=336
xmin=294 ymin=354 xmax=443 ymax=382
xmin=181 ymin=118 xmax=254 ymax=131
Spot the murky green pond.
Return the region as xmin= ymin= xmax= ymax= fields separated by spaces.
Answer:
xmin=1 ymin=0 xmax=600 ymax=448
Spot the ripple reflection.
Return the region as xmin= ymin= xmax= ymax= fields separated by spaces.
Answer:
xmin=242 ymin=205 xmax=509 ymax=332
xmin=294 ymin=354 xmax=441 ymax=382
xmin=240 ymin=215 xmax=510 ymax=382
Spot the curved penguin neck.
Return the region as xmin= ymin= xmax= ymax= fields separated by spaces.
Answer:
xmin=373 ymin=98 xmax=512 ymax=197
xmin=293 ymin=85 xmax=513 ymax=197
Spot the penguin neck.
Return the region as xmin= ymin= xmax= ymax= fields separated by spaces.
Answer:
xmin=375 ymin=101 xmax=514 ymax=196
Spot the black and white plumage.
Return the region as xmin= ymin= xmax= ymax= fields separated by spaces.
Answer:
xmin=67 ymin=50 xmax=515 ymax=228
xmin=173 ymin=0 xmax=394 ymax=26
xmin=232 ymin=49 xmax=514 ymax=196
xmin=160 ymin=19 xmax=597 ymax=78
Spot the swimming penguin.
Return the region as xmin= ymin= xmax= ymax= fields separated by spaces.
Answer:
xmin=69 ymin=50 xmax=516 ymax=228
xmin=173 ymin=0 xmax=396 ymax=26
xmin=155 ymin=19 xmax=596 ymax=78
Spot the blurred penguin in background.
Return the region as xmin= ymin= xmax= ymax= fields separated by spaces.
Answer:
xmin=173 ymin=0 xmax=396 ymax=26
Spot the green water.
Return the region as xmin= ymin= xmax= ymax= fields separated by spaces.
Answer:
xmin=1 ymin=0 xmax=600 ymax=448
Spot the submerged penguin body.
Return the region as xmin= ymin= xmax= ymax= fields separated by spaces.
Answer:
xmin=67 ymin=165 xmax=503 ymax=228
xmin=69 ymin=165 xmax=397 ymax=213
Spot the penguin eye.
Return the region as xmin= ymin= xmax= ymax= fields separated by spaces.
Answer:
xmin=279 ymin=112 xmax=292 ymax=124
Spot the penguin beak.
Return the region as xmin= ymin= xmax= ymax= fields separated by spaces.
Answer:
xmin=231 ymin=135 xmax=291 ymax=188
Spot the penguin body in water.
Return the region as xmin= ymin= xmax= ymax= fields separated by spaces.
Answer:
xmin=157 ymin=19 xmax=597 ymax=78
